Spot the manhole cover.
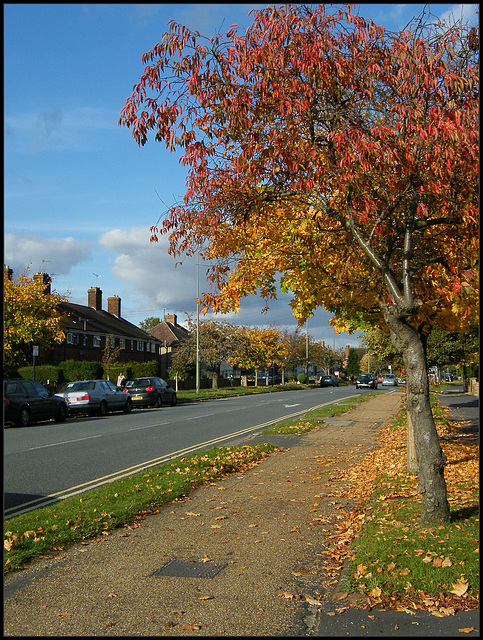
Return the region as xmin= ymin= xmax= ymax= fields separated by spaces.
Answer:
xmin=323 ymin=419 xmax=353 ymax=427
xmin=152 ymin=559 xmax=227 ymax=579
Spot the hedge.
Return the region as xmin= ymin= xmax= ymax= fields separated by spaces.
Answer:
xmin=13 ymin=360 xmax=160 ymax=386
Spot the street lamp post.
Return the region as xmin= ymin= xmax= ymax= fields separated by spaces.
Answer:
xmin=196 ymin=251 xmax=200 ymax=394
xmin=305 ymin=319 xmax=309 ymax=382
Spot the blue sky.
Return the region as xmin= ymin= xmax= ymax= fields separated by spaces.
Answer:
xmin=4 ymin=3 xmax=478 ymax=348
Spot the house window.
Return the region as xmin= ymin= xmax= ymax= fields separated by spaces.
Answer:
xmin=137 ymin=340 xmax=144 ymax=351
xmin=93 ymin=336 xmax=101 ymax=348
xmin=120 ymin=338 xmax=125 ymax=350
xmin=66 ymin=332 xmax=78 ymax=345
xmin=151 ymin=342 xmax=156 ymax=353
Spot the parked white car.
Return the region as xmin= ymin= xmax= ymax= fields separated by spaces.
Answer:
xmin=56 ymin=380 xmax=132 ymax=416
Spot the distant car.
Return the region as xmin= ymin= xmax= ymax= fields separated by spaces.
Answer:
xmin=356 ymin=373 xmax=378 ymax=390
xmin=123 ymin=377 xmax=177 ymax=408
xmin=4 ymin=379 xmax=69 ymax=427
xmin=320 ymin=374 xmax=339 ymax=387
xmin=381 ymin=374 xmax=398 ymax=387
xmin=56 ymin=379 xmax=132 ymax=415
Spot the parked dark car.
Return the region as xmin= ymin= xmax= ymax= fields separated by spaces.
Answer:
xmin=123 ymin=377 xmax=177 ymax=408
xmin=320 ymin=374 xmax=339 ymax=387
xmin=355 ymin=373 xmax=378 ymax=390
xmin=56 ymin=379 xmax=132 ymax=415
xmin=4 ymin=379 xmax=69 ymax=427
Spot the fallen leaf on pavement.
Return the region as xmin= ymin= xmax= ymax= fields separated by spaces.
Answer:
xmin=182 ymin=623 xmax=206 ymax=630
xmin=304 ymin=594 xmax=322 ymax=606
xmin=458 ymin=627 xmax=476 ymax=634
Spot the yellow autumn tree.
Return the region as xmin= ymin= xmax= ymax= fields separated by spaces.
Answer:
xmin=4 ymin=270 xmax=67 ymax=368
xmin=228 ymin=325 xmax=287 ymax=386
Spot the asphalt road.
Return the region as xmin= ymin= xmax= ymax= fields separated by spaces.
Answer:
xmin=4 ymin=386 xmax=386 ymax=519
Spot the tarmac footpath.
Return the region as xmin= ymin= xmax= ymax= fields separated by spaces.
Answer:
xmin=3 ymin=390 xmax=478 ymax=636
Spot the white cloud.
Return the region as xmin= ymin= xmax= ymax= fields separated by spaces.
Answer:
xmin=439 ymin=4 xmax=479 ymax=26
xmin=98 ymin=226 xmax=361 ymax=347
xmin=99 ymin=227 xmax=198 ymax=309
xmin=4 ymin=233 xmax=91 ymax=277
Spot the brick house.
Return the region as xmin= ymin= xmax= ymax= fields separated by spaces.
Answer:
xmin=148 ymin=314 xmax=190 ymax=376
xmin=11 ymin=270 xmax=163 ymax=365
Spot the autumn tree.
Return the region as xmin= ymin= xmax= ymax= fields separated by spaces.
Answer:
xmin=228 ymin=325 xmax=287 ymax=386
xmin=361 ymin=327 xmax=404 ymax=374
xmin=4 ymin=269 xmax=67 ymax=369
xmin=279 ymin=328 xmax=306 ymax=379
xmin=167 ymin=317 xmax=236 ymax=387
xmin=426 ymin=323 xmax=479 ymax=388
xmin=119 ymin=6 xmax=478 ymax=524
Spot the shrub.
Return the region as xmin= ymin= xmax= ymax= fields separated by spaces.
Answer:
xmin=17 ymin=365 xmax=64 ymax=384
xmin=124 ymin=360 xmax=159 ymax=379
xmin=297 ymin=373 xmax=307 ymax=384
xmin=58 ymin=360 xmax=103 ymax=382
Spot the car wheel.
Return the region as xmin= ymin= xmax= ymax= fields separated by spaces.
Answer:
xmin=170 ymin=393 xmax=177 ymax=407
xmin=16 ymin=406 xmax=31 ymax=427
xmin=155 ymin=394 xmax=163 ymax=408
xmin=55 ymin=403 xmax=68 ymax=422
xmin=123 ymin=397 xmax=132 ymax=413
xmin=98 ymin=400 xmax=108 ymax=416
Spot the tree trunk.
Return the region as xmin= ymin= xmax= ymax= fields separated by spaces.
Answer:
xmin=384 ymin=307 xmax=450 ymax=526
xmin=406 ymin=411 xmax=418 ymax=475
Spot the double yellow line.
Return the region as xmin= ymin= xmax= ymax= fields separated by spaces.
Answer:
xmin=5 ymin=396 xmax=352 ymax=520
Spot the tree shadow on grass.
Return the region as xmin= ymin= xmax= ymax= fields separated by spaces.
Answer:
xmin=450 ymin=504 xmax=479 ymax=523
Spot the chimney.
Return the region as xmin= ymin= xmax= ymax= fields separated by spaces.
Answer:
xmin=88 ymin=286 xmax=102 ymax=310
xmin=4 ymin=265 xmax=13 ymax=282
xmin=108 ymin=295 xmax=121 ymax=317
xmin=345 ymin=344 xmax=350 ymax=359
xmin=164 ymin=313 xmax=177 ymax=325
xmin=33 ymin=272 xmax=52 ymax=295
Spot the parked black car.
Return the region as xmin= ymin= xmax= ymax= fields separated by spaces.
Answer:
xmin=4 ymin=379 xmax=69 ymax=427
xmin=320 ymin=374 xmax=339 ymax=387
xmin=123 ymin=377 xmax=177 ymax=408
xmin=355 ymin=373 xmax=378 ymax=389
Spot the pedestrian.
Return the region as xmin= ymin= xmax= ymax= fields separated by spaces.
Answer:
xmin=350 ymin=374 xmax=354 ymax=385
xmin=117 ymin=372 xmax=126 ymax=387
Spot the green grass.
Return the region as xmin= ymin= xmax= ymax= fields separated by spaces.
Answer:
xmin=347 ymin=478 xmax=479 ymax=599
xmin=4 ymin=443 xmax=276 ymax=572
xmin=345 ymin=391 xmax=479 ymax=606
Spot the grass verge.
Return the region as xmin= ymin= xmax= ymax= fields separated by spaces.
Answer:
xmin=4 ymin=443 xmax=277 ymax=572
xmin=176 ymin=383 xmax=301 ymax=402
xmin=322 ymin=392 xmax=479 ymax=613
